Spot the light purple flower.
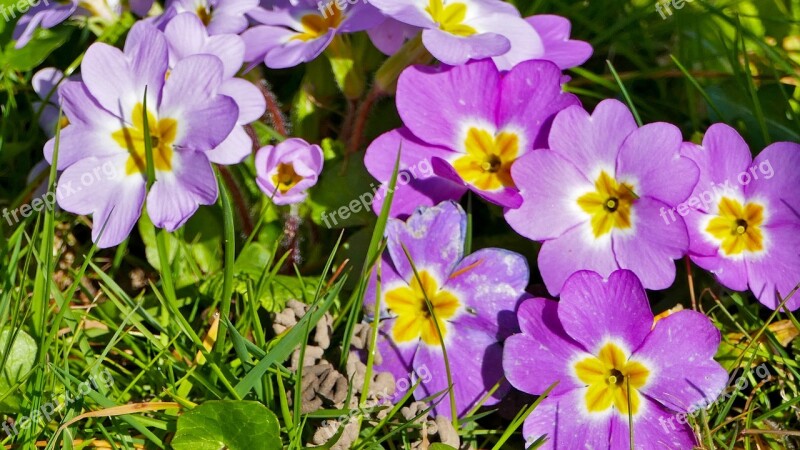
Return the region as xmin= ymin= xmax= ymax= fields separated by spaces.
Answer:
xmin=241 ymin=0 xmax=383 ymax=69
xmin=367 ymin=16 xmax=420 ymax=55
xmin=525 ymin=15 xmax=592 ymax=70
xmin=157 ymin=0 xmax=258 ymax=35
xmin=503 ymin=269 xmax=728 ymax=449
xmin=14 ymin=0 xmax=153 ymax=48
xmin=13 ymin=0 xmax=78 ymax=48
xmin=32 ymin=67 xmax=68 ymax=137
xmin=505 ymin=99 xmax=699 ymax=295
xmin=680 ymin=124 xmax=800 ymax=310
xmin=367 ymin=13 xmax=593 ymax=71
xmin=164 ymin=12 xmax=266 ymax=164
xmin=369 ymin=0 xmax=541 ymax=69
xmin=365 ymin=59 xmax=578 ymax=217
xmin=43 ymin=21 xmax=239 ymax=248
xmin=254 ymin=138 xmax=323 ymax=205
xmin=365 ymin=201 xmax=529 ymax=418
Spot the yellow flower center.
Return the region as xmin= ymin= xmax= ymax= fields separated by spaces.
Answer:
xmin=574 ymin=342 xmax=650 ymax=416
xmin=271 ymin=162 xmax=304 ymax=194
xmin=385 ymin=270 xmax=461 ymax=346
xmin=111 ymin=103 xmax=176 ymax=176
xmin=425 ymin=0 xmax=477 ymax=36
xmin=706 ymin=197 xmax=765 ymax=256
xmin=577 ymin=171 xmax=638 ymax=238
xmin=293 ymin=7 xmax=344 ymax=42
xmin=196 ymin=5 xmax=212 ymax=26
xmin=452 ymin=128 xmax=518 ymax=192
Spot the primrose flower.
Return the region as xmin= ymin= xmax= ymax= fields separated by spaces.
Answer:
xmin=254 ymin=138 xmax=324 ymax=205
xmin=164 ymin=12 xmax=266 ymax=164
xmin=241 ymin=0 xmax=383 ymax=69
xmin=524 ymin=15 xmax=592 ymax=70
xmin=13 ymin=0 xmax=77 ymax=49
xmin=369 ymin=0 xmax=541 ymax=68
xmin=14 ymin=0 xmax=153 ymax=48
xmin=505 ymin=99 xmax=699 ymax=295
xmin=366 ymin=12 xmax=592 ymax=71
xmin=157 ymin=0 xmax=258 ymax=35
xmin=680 ymin=124 xmax=800 ymax=310
xmin=43 ymin=22 xmax=239 ymax=248
xmin=503 ymin=270 xmax=728 ymax=449
xmin=32 ymin=67 xmax=69 ymax=137
xmin=366 ymin=201 xmax=529 ymax=418
xmin=365 ymin=59 xmax=578 ymax=217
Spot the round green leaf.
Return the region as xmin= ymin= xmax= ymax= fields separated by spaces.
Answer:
xmin=172 ymin=400 xmax=281 ymax=450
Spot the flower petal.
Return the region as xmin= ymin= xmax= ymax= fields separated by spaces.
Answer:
xmin=632 ymin=310 xmax=728 ymax=413
xmin=396 ymin=61 xmax=500 ymax=150
xmin=146 ymin=150 xmax=218 ymax=231
xmin=611 ymin=197 xmax=688 ymax=290
xmin=385 ymin=201 xmax=465 ymax=282
xmin=558 ymin=270 xmax=653 ymax=353
xmin=413 ymin=325 xmax=506 ymax=418
xmin=616 ymin=122 xmax=698 ymax=206
xmin=506 ymin=149 xmax=594 ymax=241
xmin=504 ymin=299 xmax=586 ymax=396
xmin=446 ymin=248 xmax=528 ymax=339
xmin=521 ymin=389 xmax=612 ymax=449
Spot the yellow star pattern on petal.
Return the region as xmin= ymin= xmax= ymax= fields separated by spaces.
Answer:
xmin=574 ymin=342 xmax=650 ymax=416
xmin=425 ymin=0 xmax=477 ymax=36
xmin=706 ymin=197 xmax=765 ymax=256
xmin=385 ymin=270 xmax=461 ymax=346
xmin=577 ymin=171 xmax=638 ymax=238
xmin=111 ymin=103 xmax=176 ymax=176
xmin=453 ymin=128 xmax=519 ymax=192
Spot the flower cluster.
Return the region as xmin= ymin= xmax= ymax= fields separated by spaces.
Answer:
xmin=22 ymin=0 xmax=799 ymax=448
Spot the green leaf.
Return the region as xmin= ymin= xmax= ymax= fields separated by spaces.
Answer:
xmin=171 ymin=401 xmax=281 ymax=450
xmin=0 ymin=329 xmax=36 ymax=411
xmin=429 ymin=445 xmax=457 ymax=450
xmin=3 ymin=27 xmax=70 ymax=71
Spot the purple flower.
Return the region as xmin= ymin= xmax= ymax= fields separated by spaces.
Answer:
xmin=254 ymin=138 xmax=323 ymax=205
xmin=43 ymin=22 xmax=239 ymax=248
xmin=505 ymin=99 xmax=699 ymax=295
xmin=164 ymin=12 xmax=266 ymax=164
xmin=32 ymin=67 xmax=69 ymax=137
xmin=365 ymin=59 xmax=578 ymax=217
xmin=157 ymin=0 xmax=258 ymax=35
xmin=367 ymin=16 xmax=420 ymax=55
xmin=13 ymin=0 xmax=78 ymax=48
xmin=369 ymin=0 xmax=541 ymax=69
xmin=367 ymin=13 xmax=593 ymax=71
xmin=680 ymin=124 xmax=800 ymax=310
xmin=525 ymin=15 xmax=592 ymax=70
xmin=241 ymin=0 xmax=383 ymax=69
xmin=366 ymin=201 xmax=529 ymax=418
xmin=13 ymin=0 xmax=153 ymax=48
xmin=503 ymin=270 xmax=728 ymax=449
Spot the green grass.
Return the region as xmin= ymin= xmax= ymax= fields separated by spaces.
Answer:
xmin=1 ymin=0 xmax=799 ymax=448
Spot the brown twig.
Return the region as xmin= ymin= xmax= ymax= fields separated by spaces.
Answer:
xmin=348 ymin=85 xmax=384 ymax=153
xmin=218 ymin=166 xmax=254 ymax=236
xmin=259 ymin=80 xmax=288 ymax=137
